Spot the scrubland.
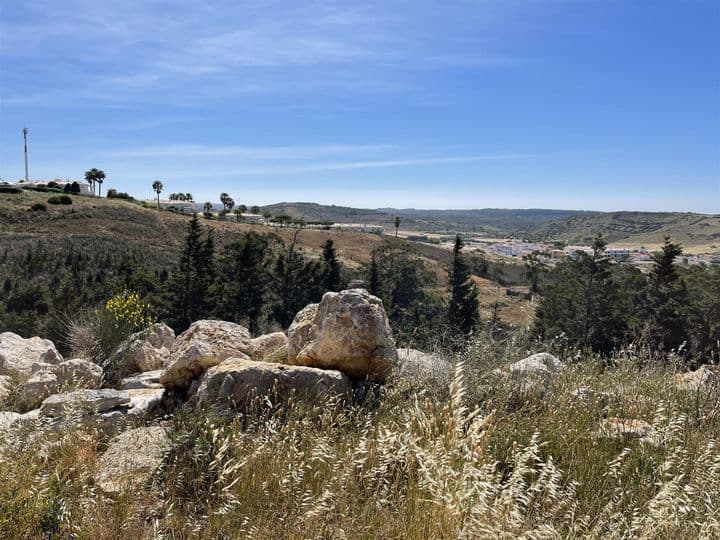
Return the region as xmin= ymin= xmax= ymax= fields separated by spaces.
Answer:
xmin=1 ymin=331 xmax=718 ymax=539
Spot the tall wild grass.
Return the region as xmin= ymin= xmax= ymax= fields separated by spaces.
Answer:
xmin=0 ymin=332 xmax=718 ymax=539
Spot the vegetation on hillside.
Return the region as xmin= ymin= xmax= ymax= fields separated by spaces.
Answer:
xmin=1 ymin=332 xmax=719 ymax=538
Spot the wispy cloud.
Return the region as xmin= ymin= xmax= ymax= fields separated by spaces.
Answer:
xmin=100 ymin=144 xmax=396 ymax=160
xmin=1 ymin=0 xmax=518 ymax=105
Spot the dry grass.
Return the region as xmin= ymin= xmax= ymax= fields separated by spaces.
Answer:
xmin=1 ymin=333 xmax=719 ymax=539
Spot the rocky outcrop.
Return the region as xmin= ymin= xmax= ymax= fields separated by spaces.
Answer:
xmin=287 ymin=289 xmax=398 ymax=381
xmin=109 ymin=323 xmax=175 ymax=374
xmin=40 ymin=389 xmax=131 ymax=418
xmin=19 ymin=370 xmax=60 ymax=411
xmin=17 ymin=359 xmax=103 ymax=411
xmin=0 ymin=332 xmax=63 ymax=380
xmin=195 ymin=357 xmax=351 ymax=410
xmin=250 ymin=332 xmax=288 ymax=361
xmin=94 ymin=426 xmax=170 ymax=494
xmin=160 ymin=320 xmax=254 ymax=391
xmin=54 ymin=359 xmax=103 ymax=387
xmin=37 ymin=387 xmax=163 ymax=433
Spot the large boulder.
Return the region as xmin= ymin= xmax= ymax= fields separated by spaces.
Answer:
xmin=160 ymin=320 xmax=254 ymax=391
xmin=18 ymin=370 xmax=60 ymax=411
xmin=94 ymin=426 xmax=170 ymax=494
xmin=54 ymin=359 xmax=103 ymax=388
xmin=109 ymin=323 xmax=175 ymax=374
xmin=38 ymin=388 xmax=163 ymax=434
xmin=250 ymin=332 xmax=288 ymax=361
xmin=287 ymin=289 xmax=398 ymax=381
xmin=17 ymin=359 xmax=103 ymax=411
xmin=195 ymin=357 xmax=351 ymax=410
xmin=0 ymin=332 xmax=63 ymax=380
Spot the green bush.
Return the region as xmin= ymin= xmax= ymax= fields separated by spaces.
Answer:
xmin=47 ymin=195 xmax=73 ymax=205
xmin=29 ymin=203 xmax=47 ymax=212
xmin=106 ymin=189 xmax=134 ymax=200
xmin=22 ymin=185 xmax=63 ymax=193
xmin=0 ymin=186 xmax=23 ymax=194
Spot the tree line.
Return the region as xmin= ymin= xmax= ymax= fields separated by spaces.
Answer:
xmin=534 ymin=234 xmax=720 ymax=363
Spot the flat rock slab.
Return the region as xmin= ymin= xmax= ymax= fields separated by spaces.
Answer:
xmin=122 ymin=370 xmax=163 ymax=390
xmin=94 ymin=426 xmax=170 ymax=494
xmin=40 ymin=389 xmax=131 ymax=418
xmin=195 ymin=357 xmax=351 ymax=410
xmin=126 ymin=388 xmax=166 ymax=417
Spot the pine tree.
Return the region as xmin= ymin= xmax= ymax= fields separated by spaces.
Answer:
xmin=213 ymin=232 xmax=276 ymax=334
xmin=321 ymin=239 xmax=343 ymax=292
xmin=447 ymin=235 xmax=479 ymax=336
xmin=646 ymin=236 xmax=688 ymax=352
xmin=164 ymin=215 xmax=214 ymax=331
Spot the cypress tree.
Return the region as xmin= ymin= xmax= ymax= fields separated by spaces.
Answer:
xmin=165 ymin=214 xmax=214 ymax=331
xmin=447 ymin=235 xmax=479 ymax=336
xmin=321 ymin=239 xmax=343 ymax=292
xmin=369 ymin=250 xmax=379 ymax=296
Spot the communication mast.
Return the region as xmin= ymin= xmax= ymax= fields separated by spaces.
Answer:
xmin=23 ymin=127 xmax=29 ymax=182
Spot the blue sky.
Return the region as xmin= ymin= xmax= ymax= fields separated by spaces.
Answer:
xmin=1 ymin=0 xmax=718 ymax=212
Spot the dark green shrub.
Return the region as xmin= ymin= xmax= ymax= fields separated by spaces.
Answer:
xmin=47 ymin=195 xmax=73 ymax=205
xmin=0 ymin=186 xmax=23 ymax=194
xmin=22 ymin=186 xmax=63 ymax=193
xmin=29 ymin=203 xmax=47 ymax=212
xmin=106 ymin=189 xmax=134 ymax=200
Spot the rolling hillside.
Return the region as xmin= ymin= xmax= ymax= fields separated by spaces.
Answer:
xmin=261 ymin=202 xmax=720 ymax=251
xmin=0 ymin=192 xmax=536 ymax=328
xmin=528 ymin=211 xmax=720 ymax=250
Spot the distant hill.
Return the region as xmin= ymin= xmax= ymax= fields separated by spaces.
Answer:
xmin=529 ymin=211 xmax=720 ymax=250
xmin=260 ymin=203 xmax=720 ymax=252
xmin=261 ymin=203 xmax=591 ymax=235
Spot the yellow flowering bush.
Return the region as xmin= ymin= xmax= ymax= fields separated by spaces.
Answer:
xmin=105 ymin=291 xmax=154 ymax=331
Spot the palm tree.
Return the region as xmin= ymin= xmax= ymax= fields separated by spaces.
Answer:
xmin=95 ymin=170 xmax=105 ymax=196
xmin=262 ymin=210 xmax=272 ymax=225
xmin=152 ymin=180 xmax=163 ymax=210
xmin=235 ymin=208 xmax=244 ymax=222
xmin=84 ymin=168 xmax=105 ymax=197
xmin=394 ymin=216 xmax=401 ymax=237
xmin=237 ymin=204 xmax=247 ymax=215
xmin=203 ymin=201 xmax=213 ymax=217
xmin=185 ymin=193 xmax=193 ymax=202
xmin=250 ymin=205 xmax=260 ymax=215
